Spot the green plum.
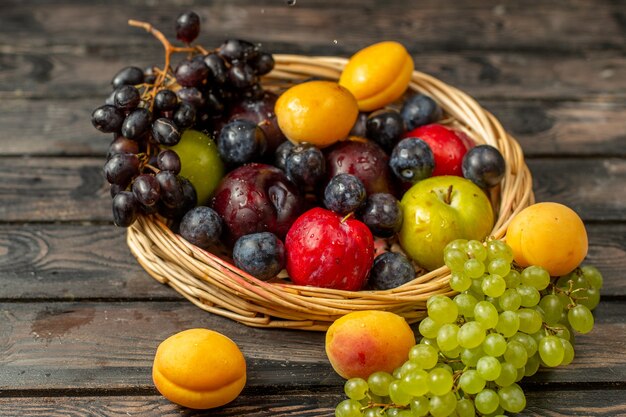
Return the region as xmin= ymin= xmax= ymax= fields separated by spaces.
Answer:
xmin=167 ymin=129 xmax=224 ymax=205
xmin=399 ymin=176 xmax=494 ymax=271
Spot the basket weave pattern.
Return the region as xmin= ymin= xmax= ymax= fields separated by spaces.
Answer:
xmin=127 ymin=54 xmax=534 ymax=330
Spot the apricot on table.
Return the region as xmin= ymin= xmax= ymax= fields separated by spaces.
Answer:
xmin=152 ymin=328 xmax=246 ymax=409
xmin=325 ymin=310 xmax=416 ymax=379
xmin=506 ymin=202 xmax=588 ymax=276
xmin=339 ymin=41 xmax=414 ymax=112
xmin=274 ymin=80 xmax=358 ymax=148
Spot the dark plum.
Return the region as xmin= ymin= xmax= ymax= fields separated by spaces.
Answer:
xmin=401 ymin=94 xmax=442 ymax=131
xmin=112 ymin=191 xmax=139 ymax=227
xmin=359 ymin=193 xmax=403 ymax=238
xmin=284 ymin=143 xmax=325 ymax=188
xmin=366 ymin=109 xmax=405 ymax=151
xmin=389 ymin=137 xmax=435 ymax=184
xmin=92 ymin=105 xmax=125 ymax=133
xmin=121 ymin=108 xmax=151 ymax=139
xmin=111 ymin=66 xmax=144 ymax=89
xmin=175 ymin=11 xmax=201 ymax=44
xmin=179 ymin=206 xmax=223 ymax=249
xmin=462 ymin=144 xmax=506 ymax=188
xmin=368 ymin=252 xmax=416 ymax=290
xmin=323 ymin=173 xmax=366 ymax=215
xmin=233 ymin=232 xmax=285 ymax=280
xmin=218 ymin=119 xmax=266 ymax=166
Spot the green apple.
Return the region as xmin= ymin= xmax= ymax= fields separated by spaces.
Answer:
xmin=399 ymin=175 xmax=494 ymax=271
xmin=167 ymin=129 xmax=224 ymax=205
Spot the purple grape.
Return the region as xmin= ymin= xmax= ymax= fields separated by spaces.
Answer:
xmin=132 ymin=174 xmax=161 ymax=207
xmin=157 ymin=150 xmax=181 ymax=174
xmin=228 ymin=63 xmax=258 ymax=89
xmin=218 ymin=39 xmax=259 ymax=64
xmin=107 ymin=136 xmax=139 ymax=160
xmin=156 ymin=170 xmax=184 ymax=207
xmin=175 ymin=11 xmax=200 ymax=44
xmin=121 ymin=108 xmax=151 ymax=139
xmin=462 ymin=144 xmax=506 ymax=188
xmin=174 ymin=58 xmax=209 ymax=87
xmin=103 ymin=153 xmax=140 ymax=186
xmin=113 ymin=85 xmax=141 ymax=110
xmin=111 ymin=66 xmax=144 ymax=89
xmin=203 ymin=53 xmax=228 ymax=85
xmin=92 ymin=105 xmax=124 ymax=133
xmin=151 ymin=118 xmax=181 ymax=146
xmin=252 ymin=52 xmax=275 ymax=75
xmin=154 ymin=89 xmax=178 ymax=112
xmin=173 ymin=102 xmax=196 ymax=128
xmin=112 ymin=191 xmax=139 ymax=227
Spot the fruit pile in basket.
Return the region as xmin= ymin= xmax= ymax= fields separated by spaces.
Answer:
xmin=91 ymin=12 xmax=508 ymax=292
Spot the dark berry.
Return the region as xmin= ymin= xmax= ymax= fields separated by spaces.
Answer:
xmin=113 ymin=85 xmax=141 ymax=110
xmin=323 ymin=173 xmax=366 ymax=215
xmin=157 ymin=150 xmax=181 ymax=174
xmin=401 ymin=94 xmax=442 ymax=131
xmin=152 ymin=118 xmax=181 ymax=146
xmin=174 ymin=58 xmax=210 ymax=87
xmin=366 ymin=109 xmax=405 ymax=151
xmin=203 ymin=53 xmax=228 ymax=84
xmin=154 ymin=89 xmax=179 ymax=112
xmin=218 ymin=39 xmax=259 ymax=64
xmin=368 ymin=252 xmax=416 ymax=290
xmin=274 ymin=140 xmax=295 ymax=171
xmin=252 ymin=52 xmax=275 ymax=75
xmin=132 ymin=174 xmax=160 ymax=207
xmin=112 ymin=191 xmax=139 ymax=227
xmin=462 ymin=144 xmax=505 ymax=188
xmin=218 ymin=119 xmax=267 ymax=166
xmin=173 ymin=102 xmax=196 ymax=128
xmin=389 ymin=137 xmax=435 ymax=183
xmin=121 ymin=108 xmax=151 ymax=139
xmin=359 ymin=193 xmax=403 ymax=238
xmin=228 ymin=63 xmax=259 ymax=89
xmin=176 ymin=87 xmax=205 ymax=107
xmin=111 ymin=66 xmax=144 ymax=89
xmin=107 ymin=136 xmax=139 ymax=160
xmin=91 ymin=105 xmax=125 ymax=133
xmin=156 ymin=170 xmax=184 ymax=207
xmin=284 ymin=144 xmax=325 ymax=188
xmin=233 ymin=232 xmax=285 ymax=280
xmin=103 ymin=153 xmax=140 ymax=186
xmin=143 ymin=66 xmax=157 ymax=84
xmin=179 ymin=206 xmax=222 ymax=249
xmin=175 ymin=11 xmax=201 ymax=44
xmin=349 ymin=113 xmax=368 ymax=137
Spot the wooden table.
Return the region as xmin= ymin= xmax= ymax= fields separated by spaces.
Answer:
xmin=1 ymin=1 xmax=625 ymax=415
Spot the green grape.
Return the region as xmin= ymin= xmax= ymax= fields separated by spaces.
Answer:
xmin=538 ymin=335 xmax=565 ymax=367
xmin=442 ymin=345 xmax=462 ymax=359
xmin=498 ymin=288 xmax=522 ymax=311
xmin=487 ymin=240 xmax=513 ymax=263
xmin=444 ymin=249 xmax=468 ymax=272
xmin=486 ymin=296 xmax=502 ymax=312
xmin=510 ymin=332 xmax=538 ymax=357
xmin=495 ymin=310 xmax=520 ymax=337
xmin=488 ymin=257 xmax=511 ymax=277
xmin=455 ymin=398 xmax=476 ymax=417
xmin=504 ymin=341 xmax=528 ymax=368
xmin=446 ymin=238 xmax=469 ymax=252
xmin=418 ymin=317 xmax=441 ymax=339
xmin=410 ymin=396 xmax=430 ymax=417
xmin=345 ymin=378 xmax=369 ymax=400
xmin=515 ymin=365 xmax=525 ymax=382
xmin=470 ymin=277 xmax=486 ymax=296
xmin=427 ymin=367 xmax=454 ymax=396
xmin=482 ymin=274 xmax=507 ymax=298
xmin=461 ymin=346 xmax=485 ymax=367
xmin=467 ymin=240 xmax=488 ymax=262
xmin=428 ymin=296 xmax=459 ymax=324
xmin=517 ymin=308 xmax=543 ymax=334
xmin=476 ymin=355 xmax=502 ymax=381
xmin=389 ymin=380 xmax=412 ymax=406
xmin=450 ymin=271 xmax=472 ymax=292
xmin=457 ymin=321 xmax=486 ymax=349
xmin=474 ymin=301 xmax=499 ymax=329
xmin=386 ymin=407 xmax=401 ymax=417
xmin=409 ymin=344 xmax=439 ymax=370
xmin=363 ymin=408 xmax=383 ymax=417
xmin=429 ymin=391 xmax=457 ymax=417
xmin=420 ymin=337 xmax=439 ymax=351
xmin=483 ymin=333 xmax=507 ymax=357
xmin=399 ymin=360 xmax=420 ymax=377
xmin=577 ymin=287 xmax=601 ymax=311
xmin=516 ymin=284 xmax=540 ymax=307
xmin=437 ymin=323 xmax=460 ymax=351
xmin=393 ymin=366 xmax=403 ymax=380
xmin=495 ymin=361 xmax=518 ymax=387
xmin=396 ymin=410 xmax=413 ymax=417
xmin=539 ymin=294 xmax=564 ymax=325
xmin=524 ymin=353 xmax=541 ymax=377
xmin=368 ymin=371 xmax=394 ymax=396
xmin=335 ymin=399 xmax=362 ymax=417
xmin=474 ymin=389 xmax=499 ymax=415
xmin=581 ymin=265 xmax=603 ymax=289
xmin=459 ymin=369 xmax=486 ymax=394
xmin=560 ymin=338 xmax=575 ymax=366
xmin=400 ymin=369 xmax=429 ymax=396
xmin=521 ymin=265 xmax=551 ymax=290
xmin=550 ymin=324 xmax=572 ymax=342
xmin=498 ymin=383 xmax=526 ymax=413
xmin=434 ymin=363 xmax=453 ymax=374
xmin=503 ymin=269 xmax=521 ymax=289
xmin=465 ymin=258 xmax=486 ymax=279
xmin=568 ymin=304 xmax=594 ymax=334
xmin=454 ymin=293 xmax=478 ymax=318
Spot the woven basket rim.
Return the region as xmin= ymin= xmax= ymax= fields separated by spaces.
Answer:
xmin=126 ymin=53 xmax=535 ymax=330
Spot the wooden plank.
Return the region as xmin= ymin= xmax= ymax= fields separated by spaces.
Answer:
xmin=2 ymin=49 xmax=626 ymax=100
xmin=0 ymin=157 xmax=624 ymax=222
xmin=0 ymin=389 xmax=624 ymax=416
xmin=0 ymin=1 xmax=623 ymax=52
xmin=0 ymin=223 xmax=623 ymax=301
xmin=0 ymin=301 xmax=623 ymax=391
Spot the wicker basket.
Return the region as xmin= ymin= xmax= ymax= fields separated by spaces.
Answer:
xmin=126 ymin=54 xmax=535 ymax=331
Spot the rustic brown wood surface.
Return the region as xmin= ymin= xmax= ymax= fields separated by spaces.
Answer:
xmin=0 ymin=0 xmax=624 ymax=416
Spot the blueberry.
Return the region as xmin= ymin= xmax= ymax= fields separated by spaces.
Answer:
xmin=401 ymin=94 xmax=442 ymax=131
xmin=323 ymin=173 xmax=366 ymax=215
xmin=284 ymin=143 xmax=326 ymax=188
xmin=179 ymin=206 xmax=223 ymax=249
xmin=389 ymin=137 xmax=435 ymax=183
xmin=359 ymin=193 xmax=403 ymax=238
xmin=462 ymin=144 xmax=506 ymax=188
xmin=368 ymin=252 xmax=416 ymax=290
xmin=233 ymin=232 xmax=285 ymax=280
xmin=366 ymin=109 xmax=405 ymax=151
xmin=218 ymin=119 xmax=267 ymax=166
xmin=274 ymin=140 xmax=295 ymax=171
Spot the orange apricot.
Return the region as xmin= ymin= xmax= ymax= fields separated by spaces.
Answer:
xmin=506 ymin=202 xmax=588 ymax=276
xmin=274 ymin=80 xmax=358 ymax=148
xmin=339 ymin=41 xmax=414 ymax=111
xmin=152 ymin=328 xmax=246 ymax=409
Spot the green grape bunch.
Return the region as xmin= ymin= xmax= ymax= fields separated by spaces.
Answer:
xmin=334 ymin=239 xmax=603 ymax=417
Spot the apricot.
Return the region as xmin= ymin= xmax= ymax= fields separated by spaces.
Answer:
xmin=325 ymin=311 xmax=416 ymax=379
xmin=339 ymin=41 xmax=414 ymax=112
xmin=274 ymin=80 xmax=358 ymax=148
xmin=152 ymin=328 xmax=246 ymax=409
xmin=506 ymin=202 xmax=588 ymax=276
